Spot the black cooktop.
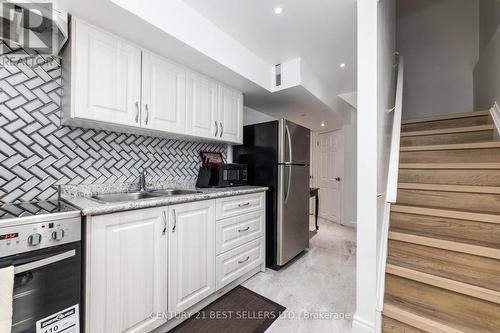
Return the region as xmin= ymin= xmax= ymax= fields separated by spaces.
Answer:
xmin=0 ymin=200 xmax=78 ymax=221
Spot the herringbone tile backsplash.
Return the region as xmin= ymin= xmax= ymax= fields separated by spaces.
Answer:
xmin=0 ymin=42 xmax=226 ymax=204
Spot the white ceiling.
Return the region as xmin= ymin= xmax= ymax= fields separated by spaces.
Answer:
xmin=182 ymin=0 xmax=358 ymax=118
xmin=62 ymin=0 xmax=357 ymax=131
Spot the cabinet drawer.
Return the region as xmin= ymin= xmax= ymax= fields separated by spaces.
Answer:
xmin=216 ymin=192 xmax=265 ymax=220
xmin=216 ymin=237 xmax=264 ymax=290
xmin=216 ymin=211 xmax=264 ymax=255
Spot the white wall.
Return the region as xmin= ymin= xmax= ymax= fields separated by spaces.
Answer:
xmin=354 ymin=0 xmax=389 ymax=332
xmin=343 ymin=109 xmax=358 ymax=227
xmin=474 ymin=0 xmax=500 ymax=110
xmin=243 ymin=106 xmax=277 ymax=126
xmin=397 ymin=0 xmax=479 ymax=120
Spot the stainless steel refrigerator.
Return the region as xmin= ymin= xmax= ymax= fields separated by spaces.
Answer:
xmin=233 ymin=119 xmax=310 ymax=269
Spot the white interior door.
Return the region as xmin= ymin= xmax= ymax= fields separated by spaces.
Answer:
xmin=317 ymin=130 xmax=344 ymax=223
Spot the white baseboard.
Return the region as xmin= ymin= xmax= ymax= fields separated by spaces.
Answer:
xmin=343 ymin=220 xmax=357 ymax=228
xmin=352 ymin=314 xmax=376 ymax=333
xmin=490 ymin=101 xmax=500 ymax=137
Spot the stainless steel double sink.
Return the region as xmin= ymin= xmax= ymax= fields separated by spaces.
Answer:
xmin=91 ymin=189 xmax=201 ymax=203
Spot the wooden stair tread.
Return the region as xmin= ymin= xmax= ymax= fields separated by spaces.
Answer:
xmin=388 ymin=231 xmax=500 ymax=259
xmin=386 ymin=264 xmax=500 ymax=304
xmin=401 ymin=141 xmax=500 ymax=152
xmin=398 ymin=182 xmax=500 ymax=194
xmin=390 ymin=226 xmax=500 ymax=250
xmin=385 ymin=275 xmax=500 ymax=332
xmin=402 ymin=111 xmax=490 ymax=125
xmin=383 ymin=303 xmax=468 ymax=333
xmin=391 ymin=204 xmax=500 ymax=224
xmin=401 ymin=124 xmax=495 ymax=137
xmin=399 ymin=163 xmax=500 ymax=169
xmin=388 ymin=240 xmax=500 ymax=292
xmin=383 ymin=316 xmax=427 ymax=332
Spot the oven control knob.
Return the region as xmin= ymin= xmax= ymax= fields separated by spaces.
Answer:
xmin=28 ymin=233 xmax=42 ymax=246
xmin=52 ymin=229 xmax=65 ymax=241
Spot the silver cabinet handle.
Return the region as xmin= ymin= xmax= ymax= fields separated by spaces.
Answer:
xmin=135 ymin=101 xmax=140 ymax=123
xmin=214 ymin=121 xmax=219 ymax=137
xmin=238 ymin=202 xmax=250 ymax=207
xmin=162 ymin=210 xmax=167 ymax=235
xmin=15 ymin=250 xmax=76 ymax=274
xmin=285 ymin=124 xmax=292 ymax=163
xmin=172 ymin=209 xmax=177 ymax=232
xmin=145 ymin=103 xmax=149 ymax=124
xmin=238 ymin=256 xmax=250 ymax=264
xmin=238 ymin=226 xmax=250 ymax=233
xmin=220 ymin=122 xmax=223 ymax=138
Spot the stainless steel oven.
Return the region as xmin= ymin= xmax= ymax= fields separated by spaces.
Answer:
xmin=0 ymin=200 xmax=82 ymax=333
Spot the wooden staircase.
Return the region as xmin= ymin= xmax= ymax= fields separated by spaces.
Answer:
xmin=382 ymin=110 xmax=500 ymax=332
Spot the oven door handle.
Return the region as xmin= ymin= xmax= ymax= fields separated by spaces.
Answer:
xmin=14 ymin=250 xmax=76 ymax=274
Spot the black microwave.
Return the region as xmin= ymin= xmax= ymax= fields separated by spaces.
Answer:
xmin=196 ymin=163 xmax=248 ymax=188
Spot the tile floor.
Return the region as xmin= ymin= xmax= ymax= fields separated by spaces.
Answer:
xmin=243 ymin=217 xmax=356 ymax=333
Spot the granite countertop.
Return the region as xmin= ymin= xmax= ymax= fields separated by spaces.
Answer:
xmin=61 ymin=183 xmax=268 ymax=216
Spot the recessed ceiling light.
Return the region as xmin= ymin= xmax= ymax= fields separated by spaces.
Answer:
xmin=321 ymin=121 xmax=325 ymax=127
xmin=340 ymin=63 xmax=346 ymax=68
xmin=274 ymin=7 xmax=283 ymax=14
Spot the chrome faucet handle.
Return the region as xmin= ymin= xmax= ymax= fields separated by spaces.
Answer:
xmin=139 ymin=170 xmax=147 ymax=191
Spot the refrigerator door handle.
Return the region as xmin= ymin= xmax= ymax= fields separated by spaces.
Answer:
xmin=285 ymin=124 xmax=292 ymax=163
xmin=284 ymin=166 xmax=292 ymax=204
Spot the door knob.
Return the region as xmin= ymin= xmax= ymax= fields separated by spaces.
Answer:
xmin=335 ymin=177 xmax=342 ymax=181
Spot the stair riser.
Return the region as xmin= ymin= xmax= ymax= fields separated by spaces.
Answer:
xmin=385 ymin=274 xmax=500 ymax=332
xmin=400 ymin=148 xmax=500 ymax=163
xmin=401 ymin=130 xmax=494 ymax=147
xmin=390 ymin=212 xmax=500 ymax=247
xmin=398 ymin=169 xmax=500 ymax=186
xmin=402 ymin=116 xmax=492 ymax=132
xmin=387 ymin=240 xmax=500 ymax=292
xmin=397 ymin=189 xmax=500 ymax=214
xmin=383 ymin=316 xmax=426 ymax=332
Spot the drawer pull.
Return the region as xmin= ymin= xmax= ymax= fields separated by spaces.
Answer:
xmin=238 ymin=256 xmax=250 ymax=264
xmin=238 ymin=202 xmax=250 ymax=207
xmin=238 ymin=227 xmax=250 ymax=233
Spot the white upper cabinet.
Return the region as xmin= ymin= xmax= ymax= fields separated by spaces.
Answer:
xmin=218 ymin=85 xmax=243 ymax=144
xmin=69 ymin=19 xmax=142 ymax=127
xmin=63 ymin=18 xmax=244 ymax=143
xmin=168 ymin=200 xmax=216 ymax=314
xmin=185 ymin=71 xmax=219 ymax=140
xmin=142 ymin=52 xmax=186 ymax=133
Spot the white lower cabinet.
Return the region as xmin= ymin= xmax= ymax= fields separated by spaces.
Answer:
xmin=168 ymin=200 xmax=216 ymax=314
xmin=216 ymin=237 xmax=265 ymax=290
xmin=85 ymin=193 xmax=265 ymax=333
xmin=86 ymin=207 xmax=168 ymax=333
xmin=215 ymin=210 xmax=264 ymax=255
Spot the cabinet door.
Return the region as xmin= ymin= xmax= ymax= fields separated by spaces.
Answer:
xmin=168 ymin=200 xmax=215 ymax=313
xmin=185 ymin=72 xmax=219 ymax=140
xmin=142 ymin=52 xmax=186 ymax=133
xmin=87 ymin=208 xmax=167 ymax=333
xmin=218 ymin=85 xmax=243 ymax=143
xmin=72 ymin=19 xmax=142 ymax=127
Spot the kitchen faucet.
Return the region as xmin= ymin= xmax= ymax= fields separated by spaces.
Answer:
xmin=139 ymin=170 xmax=147 ymax=191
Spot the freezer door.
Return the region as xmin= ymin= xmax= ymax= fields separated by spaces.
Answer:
xmin=277 ymin=164 xmax=310 ymax=265
xmin=278 ymin=119 xmax=311 ymax=165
